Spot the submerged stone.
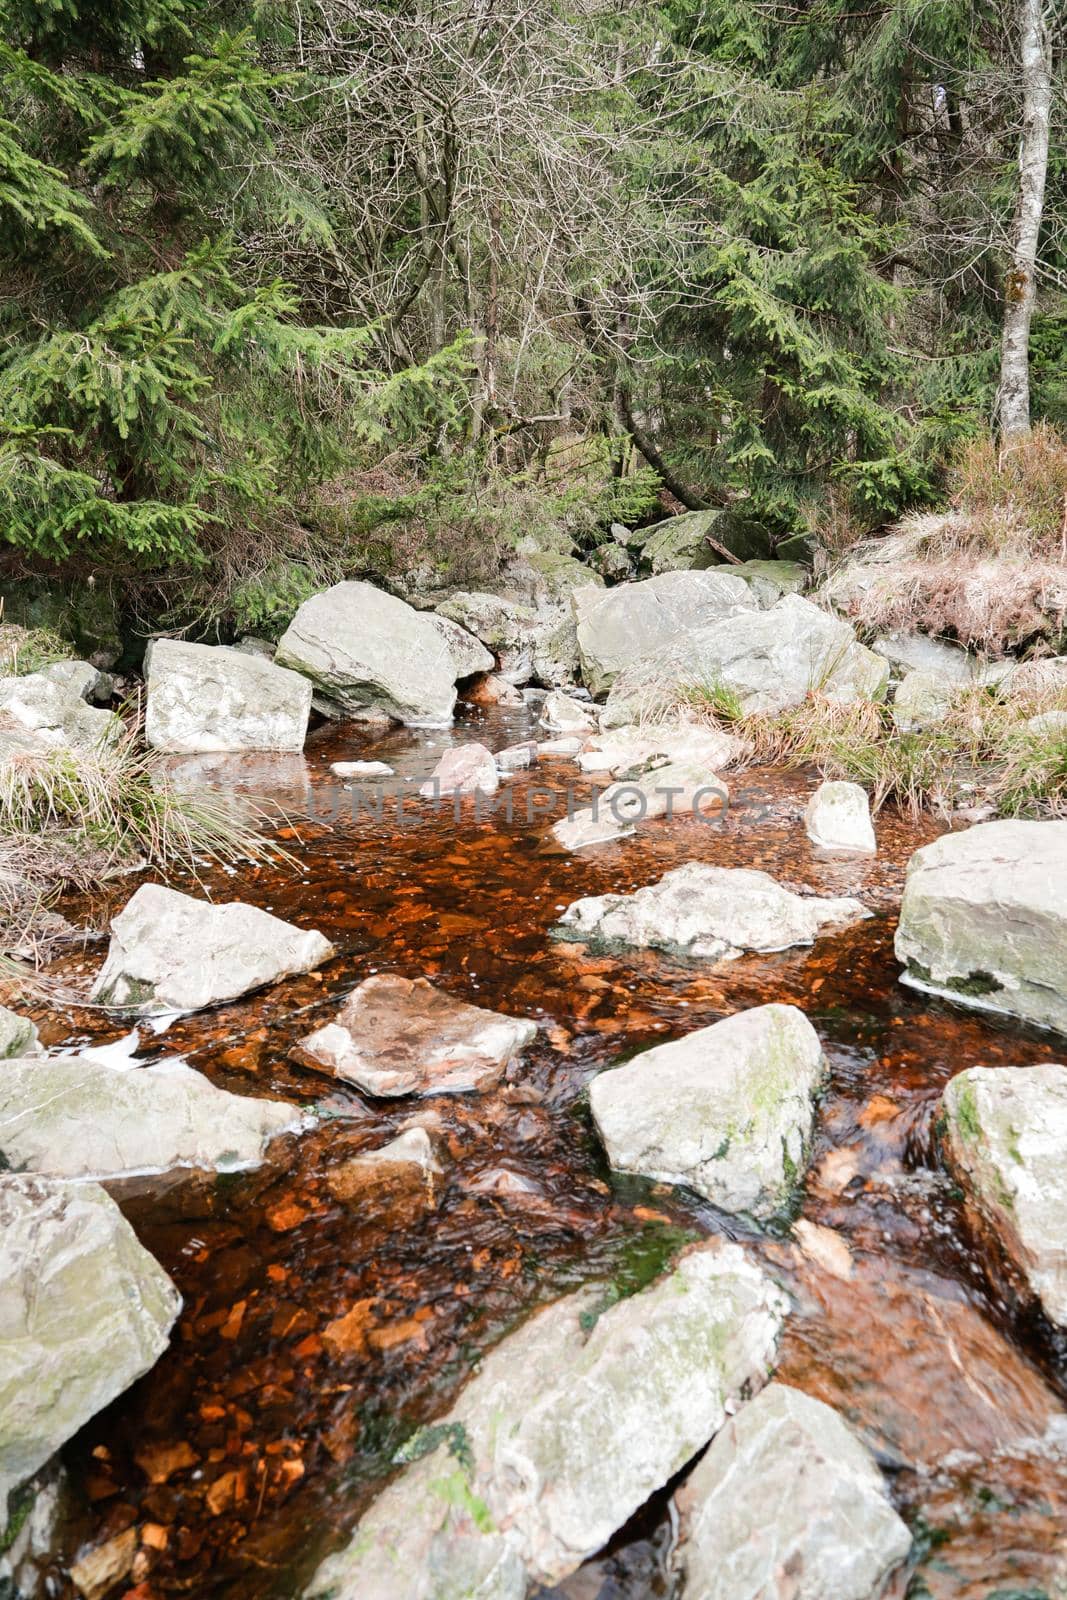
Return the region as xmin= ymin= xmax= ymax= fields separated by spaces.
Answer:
xmin=554 ymin=862 xmax=868 ymax=958
xmin=942 ymin=1064 xmax=1067 ymax=1328
xmin=589 ymin=1004 xmax=826 ymax=1219
xmin=674 ymin=1382 xmax=911 ymax=1600
xmin=0 ymin=1055 xmax=303 ymax=1179
xmin=292 ymin=974 xmax=537 ymax=1096
xmin=895 ymin=820 xmax=1067 ymax=1033
xmin=303 ymin=1239 xmax=786 ymax=1599
xmin=0 ymin=1176 xmax=180 ymax=1519
xmin=90 ymin=882 xmax=334 ymax=1015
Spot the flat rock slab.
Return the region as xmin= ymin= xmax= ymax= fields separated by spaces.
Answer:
xmin=304 ymin=1239 xmax=787 ymax=1599
xmin=895 ymin=820 xmax=1067 ymax=1033
xmin=942 ymin=1064 xmax=1067 ymax=1327
xmin=805 ymin=780 xmax=876 ymax=855
xmin=575 ymin=723 xmax=743 ymax=779
xmin=0 ymin=1176 xmax=180 ymax=1517
xmin=675 ymin=1382 xmax=911 ymax=1600
xmin=551 ymin=762 xmax=729 ymax=852
xmin=0 ymin=1056 xmax=302 ymax=1179
xmin=292 ymin=974 xmax=537 ymax=1095
xmin=554 ymin=862 xmax=868 ymax=958
xmin=145 ymin=639 xmax=312 ymax=753
xmin=590 ymin=1004 xmax=826 ymax=1219
xmin=276 ymin=581 xmax=459 ymax=726
xmin=90 ymin=883 xmax=334 ymax=1015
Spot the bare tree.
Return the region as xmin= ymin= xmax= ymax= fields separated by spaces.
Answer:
xmin=998 ymin=0 xmax=1053 ymax=439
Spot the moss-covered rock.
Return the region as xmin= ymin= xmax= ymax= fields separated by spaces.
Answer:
xmin=941 ymin=1064 xmax=1067 ymax=1327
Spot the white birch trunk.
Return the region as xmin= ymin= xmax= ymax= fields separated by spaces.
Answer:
xmin=998 ymin=0 xmax=1053 ymax=439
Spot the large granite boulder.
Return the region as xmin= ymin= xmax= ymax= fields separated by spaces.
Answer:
xmin=805 ymin=781 xmax=876 ymax=855
xmin=895 ymin=820 xmax=1067 ymax=1033
xmin=40 ymin=658 xmax=113 ymax=705
xmin=942 ymin=1065 xmax=1067 ymax=1327
xmin=0 ymin=672 xmax=119 ymax=750
xmin=90 ymin=883 xmax=334 ymax=1014
xmin=276 ymin=581 xmax=459 ymax=725
xmin=589 ymin=1005 xmax=826 ymax=1219
xmin=872 ymin=630 xmax=977 ymax=684
xmin=554 ymin=862 xmax=868 ymax=958
xmin=573 ymin=570 xmax=759 ymax=698
xmin=424 ymin=614 xmax=495 ymax=680
xmin=0 ymin=1055 xmax=302 ymax=1179
xmin=304 ymin=1239 xmax=787 ymax=1599
xmin=0 ymin=1177 xmax=180 ymax=1519
xmin=435 ymin=591 xmax=541 ymax=684
xmin=292 ymin=974 xmax=537 ymax=1095
xmin=602 ymin=594 xmax=889 ymax=723
xmin=144 ymin=639 xmax=312 ymax=753
xmin=675 ymin=1383 xmax=911 ymax=1600
xmin=437 ymin=565 xmax=599 ymax=687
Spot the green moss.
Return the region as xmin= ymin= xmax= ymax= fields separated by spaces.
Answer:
xmin=952 ymin=1080 xmax=982 ymax=1145
xmin=579 ymin=1220 xmax=699 ymax=1332
xmin=0 ymin=1483 xmax=34 ymax=1554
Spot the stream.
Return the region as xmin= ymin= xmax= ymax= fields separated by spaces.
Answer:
xmin=29 ymin=702 xmax=1067 ymax=1600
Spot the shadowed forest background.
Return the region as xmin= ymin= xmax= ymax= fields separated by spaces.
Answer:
xmin=1 ymin=0 xmax=1065 ymax=635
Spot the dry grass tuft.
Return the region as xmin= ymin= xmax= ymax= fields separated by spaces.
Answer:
xmin=0 ymin=725 xmax=293 ymax=962
xmin=820 ymin=426 xmax=1067 ymax=655
xmin=681 ymin=677 xmax=1067 ymax=821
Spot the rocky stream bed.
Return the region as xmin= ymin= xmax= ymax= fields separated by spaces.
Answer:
xmin=6 ymin=700 xmax=1067 ymax=1600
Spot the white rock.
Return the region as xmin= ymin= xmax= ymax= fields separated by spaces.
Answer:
xmin=293 ymin=973 xmax=536 ymax=1095
xmin=0 ymin=1005 xmax=41 ymax=1060
xmin=942 ymin=1064 xmax=1067 ymax=1327
xmin=40 ymin=658 xmax=113 ymax=704
xmin=537 ymin=736 xmax=585 ymax=758
xmin=891 ymin=667 xmax=956 ymax=732
xmin=539 ymin=689 xmax=598 ymax=734
xmin=419 ymin=742 xmax=499 ymax=797
xmin=805 ymin=781 xmax=876 ymax=855
xmin=0 ymin=673 xmax=119 ymax=750
xmin=495 ymin=741 xmax=538 ymax=772
xmin=872 ymin=630 xmax=976 ymax=684
xmin=590 ymin=1005 xmax=826 ymax=1218
xmin=304 ymin=1239 xmax=787 ymax=1599
xmin=602 ymin=594 xmax=888 ymax=723
xmin=675 ymin=1382 xmax=911 ymax=1600
xmin=90 ymin=883 xmax=334 ymax=1014
xmin=277 ymin=581 xmax=459 ymax=725
xmin=555 ymin=862 xmax=869 ymax=957
xmin=576 ymin=723 xmax=743 ymax=778
xmin=895 ymin=820 xmax=1067 ymax=1033
xmin=0 ymin=1176 xmax=180 ymax=1517
xmin=1024 ymin=710 xmax=1067 ymax=737
xmin=574 ymin=571 xmax=760 ymax=697
xmin=330 ymin=760 xmax=394 ymax=778
xmin=551 ymin=761 xmax=729 ymax=852
xmin=145 ymin=639 xmax=312 ymax=753
xmin=0 ymin=1055 xmax=303 ymax=1179
xmin=424 ymin=613 xmax=495 ymax=680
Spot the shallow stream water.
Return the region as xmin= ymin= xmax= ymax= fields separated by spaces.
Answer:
xmin=26 ymin=703 xmax=1067 ymax=1600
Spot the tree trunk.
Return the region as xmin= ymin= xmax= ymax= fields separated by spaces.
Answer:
xmin=998 ymin=0 xmax=1052 ymax=440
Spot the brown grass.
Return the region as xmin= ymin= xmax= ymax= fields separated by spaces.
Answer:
xmin=819 ymin=427 xmax=1067 ymax=655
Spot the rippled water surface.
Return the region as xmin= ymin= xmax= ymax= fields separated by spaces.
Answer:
xmin=28 ymin=703 xmax=1067 ymax=1599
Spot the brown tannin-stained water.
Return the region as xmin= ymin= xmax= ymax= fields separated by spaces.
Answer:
xmin=29 ymin=704 xmax=1067 ymax=1599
